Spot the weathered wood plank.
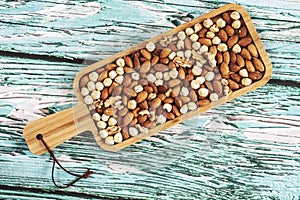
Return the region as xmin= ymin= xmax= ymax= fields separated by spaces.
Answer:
xmin=0 ymin=0 xmax=300 ymax=199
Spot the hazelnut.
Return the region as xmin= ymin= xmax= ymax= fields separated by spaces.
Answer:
xmin=81 ymin=87 xmax=89 ymax=96
xmin=129 ymin=127 xmax=139 ymax=136
xmin=146 ymin=42 xmax=155 ymax=52
xmin=87 ymin=81 xmax=96 ymax=91
xmin=97 ymin=121 xmax=107 ymax=129
xmin=84 ymin=95 xmax=93 ymax=105
xmin=191 ymin=80 xmax=200 ymax=89
xmin=185 ymin=27 xmax=194 ymax=36
xmin=105 ymin=136 xmax=114 ymax=145
xmin=203 ymin=18 xmax=213 ymax=28
xmin=230 ymin=11 xmax=240 ymax=20
xmin=241 ymin=78 xmax=252 ymax=86
xmin=192 ymin=42 xmax=201 ymax=50
xmin=209 ymin=93 xmax=219 ymax=102
xmin=187 ymin=102 xmax=197 ymax=110
xmin=99 ymin=129 xmax=108 ymax=138
xmin=157 ymin=115 xmax=167 ymax=124
xmin=190 ymin=33 xmax=199 ymax=42
xmin=232 ymin=20 xmax=241 ymax=29
xmin=212 ymin=36 xmax=221 ymax=45
xmin=128 ymin=100 xmax=137 ymax=110
xmin=89 ymin=72 xmax=98 ymax=82
xmin=116 ymin=67 xmax=124 ymax=75
xmin=180 ymin=104 xmax=188 ymax=114
xmin=109 ymin=70 xmax=117 ymax=79
xmin=239 ymin=69 xmax=248 ymax=77
xmin=96 ymin=82 xmax=104 ymax=91
xmin=232 ymin=44 xmax=241 ymax=53
xmin=103 ymin=78 xmax=112 ymax=87
xmin=113 ymin=132 xmax=123 ymax=143
xmin=93 ymin=113 xmax=101 ymax=121
xmin=216 ymin=18 xmax=226 ymax=28
xmin=199 ymin=45 xmax=209 ymax=53
xmin=198 ymin=88 xmax=209 ymax=97
xmin=91 ymin=90 xmax=100 ymax=100
xmin=108 ymin=117 xmax=118 ymax=126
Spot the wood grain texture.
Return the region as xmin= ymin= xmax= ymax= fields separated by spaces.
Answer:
xmin=0 ymin=0 xmax=299 ymax=199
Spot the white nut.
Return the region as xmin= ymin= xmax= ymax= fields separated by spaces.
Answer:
xmin=97 ymin=121 xmax=107 ymax=129
xmin=198 ymin=88 xmax=209 ymax=97
xmin=192 ymin=42 xmax=201 ymax=50
xmin=116 ymin=67 xmax=124 ymax=75
xmin=199 ymin=45 xmax=208 ymax=53
xmin=212 ymin=36 xmax=221 ymax=45
xmin=89 ymin=72 xmax=98 ymax=82
xmin=115 ymin=75 xmax=124 ymax=84
xmin=146 ymin=42 xmax=155 ymax=52
xmin=194 ymin=23 xmax=202 ymax=33
xmin=129 ymin=127 xmax=139 ymax=136
xmin=128 ymin=100 xmax=137 ymax=110
xmin=241 ymin=78 xmax=252 ymax=86
xmin=147 ymin=74 xmax=156 ymax=82
xmin=221 ymin=78 xmax=229 ymax=86
xmin=209 ymin=24 xmax=219 ymax=33
xmin=109 ymin=70 xmax=117 ymax=79
xmin=192 ymin=65 xmax=202 ymax=76
xmin=102 ymin=114 xmax=110 ymax=122
xmin=190 ymin=34 xmax=199 ymax=42
xmin=191 ymin=80 xmax=201 ymax=89
xmin=157 ymin=115 xmax=167 ymax=124
xmin=155 ymin=79 xmax=163 ymax=86
xmin=131 ymin=72 xmax=140 ymax=80
xmin=103 ymin=78 xmax=112 ymax=87
xmin=139 ymin=110 xmax=150 ymax=116
xmin=206 ymin=31 xmax=215 ymax=39
xmin=185 ymin=27 xmax=194 ymax=36
xmin=81 ymin=87 xmax=89 ymax=96
xmin=91 ymin=90 xmax=100 ymax=100
xmin=114 ymin=132 xmax=123 ymax=143
xmin=230 ymin=11 xmax=240 ymax=20
xmin=180 ymin=104 xmax=188 ymax=114
xmin=163 ymin=103 xmax=172 ymax=112
xmin=168 ymin=52 xmax=177 ymax=60
xmin=216 ymin=18 xmax=226 ymax=28
xmin=239 ymin=69 xmax=248 ymax=77
xmin=177 ymin=31 xmax=186 ymax=40
xmin=93 ymin=113 xmax=101 ymax=121
xmin=105 ymin=136 xmax=114 ymax=145
xmin=134 ymin=85 xmax=143 ymax=93
xmin=203 ymin=18 xmax=213 ymax=28
xmin=84 ymin=95 xmax=93 ymax=105
xmin=155 ymin=72 xmax=163 ymax=80
xmin=87 ymin=81 xmax=96 ymax=91
xmin=205 ymin=71 xmax=215 ymax=81
xmin=99 ymin=129 xmax=108 ymax=138
xmin=232 ymin=20 xmax=241 ymax=29
xmin=169 ymin=70 xmax=178 ymax=79
xmin=185 ymin=50 xmax=192 ymax=59
xmin=187 ymin=102 xmax=197 ymax=110
xmin=196 ymin=76 xmax=205 ymax=84
xmin=177 ymin=40 xmax=185 ymax=50
xmin=217 ymin=43 xmax=228 ymax=52
xmin=116 ymin=58 xmax=125 ymax=67
xmin=176 ymin=51 xmax=184 ymax=57
xmin=96 ymin=82 xmax=104 ymax=91
xmin=148 ymin=93 xmax=157 ymax=100
xmin=209 ymin=93 xmax=219 ymax=102
xmin=232 ymin=44 xmax=241 ymax=54
xmin=108 ymin=117 xmax=118 ymax=126
xmin=163 ymin=72 xmax=170 ymax=81
xmin=180 ymin=87 xmax=189 ymax=96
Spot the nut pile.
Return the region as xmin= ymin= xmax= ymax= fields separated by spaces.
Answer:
xmin=79 ymin=10 xmax=265 ymax=145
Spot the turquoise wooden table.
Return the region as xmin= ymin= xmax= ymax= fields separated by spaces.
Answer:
xmin=0 ymin=0 xmax=299 ymax=199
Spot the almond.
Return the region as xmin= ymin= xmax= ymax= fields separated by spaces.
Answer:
xmin=229 ymin=64 xmax=240 ymax=72
xmin=245 ymin=60 xmax=255 ymax=72
xmin=227 ymin=35 xmax=239 ymax=48
xmin=236 ymin=54 xmax=245 ymax=67
xmin=184 ymin=38 xmax=192 ymax=49
xmin=124 ymin=56 xmax=133 ymax=67
xmin=168 ymin=79 xmax=181 ymax=87
xmin=164 ymin=112 xmax=175 ymax=120
xmin=228 ymin=79 xmax=240 ymax=90
xmin=172 ymin=105 xmax=181 ymax=117
xmin=140 ymin=60 xmax=151 ymax=73
xmin=140 ymin=49 xmax=152 ymax=60
xmin=119 ymin=107 xmax=128 ymax=117
xmin=231 ymin=73 xmax=241 ymax=83
xmin=230 ymin=52 xmax=237 ymax=64
xmin=222 ymin=12 xmax=231 ymax=24
xmin=136 ymin=91 xmax=148 ymax=103
xmin=249 ymin=71 xmax=263 ymax=81
xmin=172 ymin=86 xmax=181 ymax=97
xmin=238 ymin=26 xmax=247 ymax=38
xmin=164 ymin=97 xmax=173 ymax=104
xmin=209 ymin=45 xmax=217 ymax=56
xmin=121 ymin=127 xmax=130 ymax=140
xmin=154 ymin=63 xmax=169 ymax=72
xmin=198 ymin=99 xmax=211 ymax=107
xmin=178 ymin=67 xmax=186 ymax=79
xmin=213 ymin=80 xmax=223 ymax=96
xmin=225 ymin=25 xmax=234 ymax=37
xmin=217 ymin=29 xmax=228 ymax=42
xmin=168 ymin=61 xmax=176 ymax=69
xmin=159 ymin=57 xmax=169 ymax=65
xmin=216 ymin=52 xmax=223 ymax=64
xmin=160 ymin=48 xmax=172 ymax=58
xmin=198 ymin=38 xmax=212 ymax=46
xmin=223 ymin=51 xmax=230 ymax=64
xmin=98 ymin=70 xmax=108 ymax=82
xmin=241 ymin=48 xmax=251 ymax=60
xmin=123 ymin=112 xmax=134 ymax=126
xmin=220 ymin=62 xmax=229 ymax=75
xmin=80 ymin=75 xmax=89 ymax=88
xmin=253 ymin=58 xmax=265 ymax=72
xmin=198 ymin=28 xmax=208 ymax=38
xmin=205 ymin=81 xmax=213 ymax=91
xmin=151 ymin=55 xmax=159 ymax=65
xmin=247 ymin=44 xmax=258 ymax=57
xmin=138 ymin=115 xmax=147 ymax=124
xmin=106 ymin=63 xmax=117 ymax=70
xmin=124 ymin=87 xmax=137 ymax=97
xmin=150 ymin=98 xmax=162 ymax=110
xmin=139 ymin=100 xmax=149 ymax=110
xmin=190 ymin=89 xmax=198 ymax=102
xmin=143 ymin=121 xmax=156 ymax=129
xmin=238 ymin=37 xmax=252 ymax=47
xmin=134 ymin=53 xmax=140 ymax=68
xmin=100 ymin=87 xmax=109 ymax=100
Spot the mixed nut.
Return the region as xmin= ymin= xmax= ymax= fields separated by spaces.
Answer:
xmin=79 ymin=10 xmax=265 ymax=145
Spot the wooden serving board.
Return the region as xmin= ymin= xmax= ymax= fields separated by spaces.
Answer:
xmin=23 ymin=4 xmax=272 ymax=155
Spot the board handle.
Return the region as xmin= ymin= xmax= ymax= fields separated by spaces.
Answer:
xmin=23 ymin=104 xmax=91 ymax=155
